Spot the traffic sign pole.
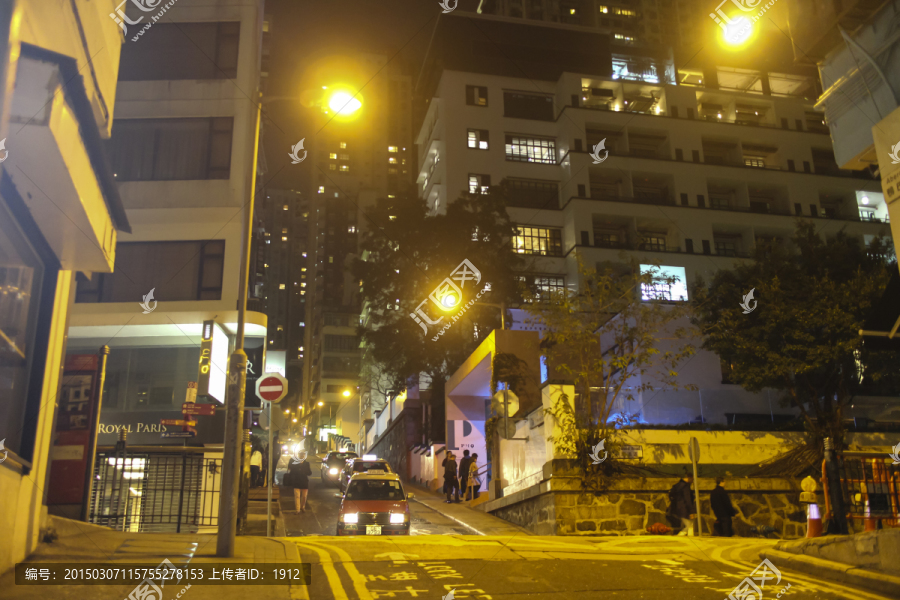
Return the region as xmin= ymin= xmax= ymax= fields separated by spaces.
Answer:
xmin=267 ymin=400 xmax=274 ymax=537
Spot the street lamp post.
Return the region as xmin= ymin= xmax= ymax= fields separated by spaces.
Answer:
xmin=216 ymin=92 xmax=262 ymax=558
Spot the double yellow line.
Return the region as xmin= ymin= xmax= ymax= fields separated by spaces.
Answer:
xmin=292 ymin=539 xmax=373 ymax=600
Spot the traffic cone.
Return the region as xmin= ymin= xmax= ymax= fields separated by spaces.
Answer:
xmin=806 ymin=503 xmax=822 ymax=538
xmin=863 ymin=500 xmax=878 ymax=532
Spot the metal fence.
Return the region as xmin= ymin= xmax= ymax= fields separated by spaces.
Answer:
xmin=88 ymin=449 xmax=222 ymax=533
xmin=832 ymin=454 xmax=900 ymax=528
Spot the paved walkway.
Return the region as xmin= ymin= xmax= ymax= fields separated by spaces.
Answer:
xmin=406 ymin=483 xmax=531 ymax=537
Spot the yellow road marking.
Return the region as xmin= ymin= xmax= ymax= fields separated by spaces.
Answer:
xmin=300 ymin=539 xmax=373 ymax=600
xmin=294 ymin=541 xmax=348 ymax=600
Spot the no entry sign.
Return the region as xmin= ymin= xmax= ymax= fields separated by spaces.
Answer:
xmin=256 ymin=373 xmax=288 ymax=404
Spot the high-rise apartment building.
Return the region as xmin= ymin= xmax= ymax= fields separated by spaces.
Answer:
xmin=296 ymin=53 xmax=416 ymax=452
xmin=415 ymin=12 xmax=892 ymax=427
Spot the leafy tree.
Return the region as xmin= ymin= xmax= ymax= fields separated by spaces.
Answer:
xmin=354 ymin=186 xmax=525 ymax=441
xmin=690 ymin=222 xmax=898 ymax=456
xmin=526 ymin=258 xmax=697 ymax=488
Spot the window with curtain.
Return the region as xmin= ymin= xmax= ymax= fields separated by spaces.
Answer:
xmin=118 ymin=22 xmax=240 ymax=81
xmin=75 ymin=240 xmax=225 ymax=303
xmin=107 ymin=118 xmax=233 ymax=181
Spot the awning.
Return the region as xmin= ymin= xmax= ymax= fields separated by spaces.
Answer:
xmin=859 ymin=269 xmax=900 ymax=350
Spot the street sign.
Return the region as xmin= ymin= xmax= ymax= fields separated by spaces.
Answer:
xmin=619 ymin=445 xmax=643 ymax=459
xmin=182 ymin=403 xmax=216 ymax=416
xmin=688 ymin=437 xmax=700 ymax=462
xmin=161 ymin=431 xmax=196 ymax=438
xmin=161 ymin=419 xmax=197 ymax=427
xmin=256 ymin=373 xmax=288 ymax=404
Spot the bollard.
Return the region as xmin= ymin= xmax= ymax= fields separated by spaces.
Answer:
xmin=799 ymin=475 xmax=821 ymax=538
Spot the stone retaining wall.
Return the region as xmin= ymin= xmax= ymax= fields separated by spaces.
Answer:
xmin=485 ymin=462 xmax=815 ymax=538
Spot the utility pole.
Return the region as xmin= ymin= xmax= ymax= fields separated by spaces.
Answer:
xmin=216 ymin=94 xmax=261 ymax=558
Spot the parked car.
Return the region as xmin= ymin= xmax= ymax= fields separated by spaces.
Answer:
xmin=336 ymin=472 xmax=413 ymax=536
xmin=321 ymin=450 xmax=358 ymax=482
xmin=339 ymin=457 xmax=393 ymax=492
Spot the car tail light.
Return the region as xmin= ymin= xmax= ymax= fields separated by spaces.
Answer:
xmin=390 ymin=513 xmax=406 ymax=524
xmin=343 ymin=513 xmax=358 ymax=524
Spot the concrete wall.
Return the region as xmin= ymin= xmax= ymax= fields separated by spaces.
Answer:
xmin=367 ymin=404 xmax=423 ymax=482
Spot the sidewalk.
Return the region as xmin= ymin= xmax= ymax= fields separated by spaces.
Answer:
xmin=760 ymin=529 xmax=900 ymax=597
xmin=1 ymin=515 xmax=300 ymax=600
xmin=407 ymin=483 xmax=531 ymax=537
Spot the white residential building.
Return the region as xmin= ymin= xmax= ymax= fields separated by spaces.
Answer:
xmin=61 ymin=0 xmax=266 ymax=531
xmin=416 ymin=13 xmax=893 ymax=428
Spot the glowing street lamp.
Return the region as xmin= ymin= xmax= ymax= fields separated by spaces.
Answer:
xmin=721 ymin=17 xmax=753 ymax=47
xmin=342 ymin=389 xmax=352 ymax=398
xmin=327 ymin=90 xmax=362 ymax=116
xmin=317 ymin=401 xmax=324 ymax=407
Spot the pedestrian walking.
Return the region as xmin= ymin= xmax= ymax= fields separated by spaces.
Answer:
xmin=286 ymin=452 xmax=312 ymax=513
xmin=467 ymin=453 xmax=482 ymax=500
xmin=443 ymin=452 xmax=460 ymax=503
xmin=668 ymin=472 xmax=696 ymax=536
xmin=458 ymin=450 xmax=472 ymax=499
xmin=250 ymin=447 xmax=263 ymax=487
xmin=711 ymin=477 xmax=738 ymax=537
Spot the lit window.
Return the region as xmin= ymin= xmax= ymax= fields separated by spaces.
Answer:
xmin=505 ymin=135 xmax=556 ymax=164
xmin=282 ymin=228 xmax=287 ymax=233
xmin=339 ymin=142 xmax=347 ymax=148
xmin=468 ymin=129 xmax=489 ymax=150
xmin=599 ymin=5 xmax=608 ymax=13
xmin=277 ymin=325 xmax=284 ymax=331
xmin=318 ymin=186 xmax=325 ymax=193
xmin=299 ymin=322 xmax=305 ymax=327
xmin=512 ymin=226 xmax=563 ymax=256
xmin=469 ymin=174 xmax=491 ymax=194
xmin=339 ymin=165 xmax=349 ymax=172
xmin=279 ymin=284 xmax=286 ymax=289
xmin=302 ymin=252 xmax=307 ymax=257
xmin=329 ymin=153 xmax=337 ymax=159
xmin=388 ymin=167 xmax=398 ymax=174
xmin=570 ymin=8 xmax=576 ymax=14
xmin=388 ymin=146 xmax=398 ymax=152
xmin=282 ymin=236 xmax=288 ymax=241
xmin=283 ymin=205 xmax=289 ymax=210
xmin=301 ymin=282 xmax=306 ymax=287
xmin=388 ymin=157 xmax=398 ymax=164
xmin=301 ymin=267 xmax=307 ymax=272
xmin=388 ymin=194 xmax=396 ymax=199
xmin=329 ymin=256 xmax=334 ymax=263
xmin=348 ymin=226 xmax=357 ymax=233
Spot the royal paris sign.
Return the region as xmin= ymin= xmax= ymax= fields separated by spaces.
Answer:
xmin=98 ymin=422 xmax=168 ymax=435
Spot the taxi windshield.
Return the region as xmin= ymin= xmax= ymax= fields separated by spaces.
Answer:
xmin=345 ymin=479 xmax=404 ymax=501
xmin=328 ymin=452 xmax=357 ymax=462
xmin=352 ymin=461 xmax=387 ymax=472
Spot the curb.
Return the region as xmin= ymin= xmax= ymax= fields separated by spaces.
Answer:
xmin=760 ymin=548 xmax=900 ymax=597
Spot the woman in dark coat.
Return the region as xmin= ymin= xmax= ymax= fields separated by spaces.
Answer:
xmin=287 ymin=452 xmax=312 ymax=512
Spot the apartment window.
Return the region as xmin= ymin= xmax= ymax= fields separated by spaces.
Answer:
xmin=525 ymin=275 xmax=566 ymax=302
xmin=640 ymin=235 xmax=666 ymax=252
xmin=339 ymin=165 xmax=349 ymax=172
xmin=577 ymin=184 xmax=586 ymax=196
xmin=339 ymin=142 xmax=347 ymax=148
xmin=348 ymin=226 xmax=357 ymax=233
xmin=283 ymin=205 xmax=289 ymax=210
xmin=787 ymin=159 xmax=796 ymax=172
xmin=279 ymin=284 xmax=286 ymax=289
xmin=503 ymin=91 xmax=554 ymax=120
xmin=388 ymin=157 xmax=398 ymax=164
xmin=469 ymin=174 xmax=491 ymax=194
xmin=324 ymin=314 xmax=355 ymax=327
xmin=670 ymin=106 xmax=679 ymax=118
xmin=466 ymin=85 xmax=488 ymax=106
xmin=118 ymin=22 xmax=240 ymax=81
xmin=714 ymin=240 xmax=737 ymax=256
xmin=76 ymin=240 xmax=225 ymax=303
xmin=329 ymin=164 xmax=336 ymax=170
xmin=329 ymin=153 xmax=337 ymax=159
xmin=580 ymin=231 xmax=590 ymax=245
xmin=702 ymin=240 xmax=711 ymax=254
xmin=680 ymin=193 xmax=689 ymax=206
xmin=107 ymin=117 xmax=233 ymax=181
xmin=505 ymin=135 xmax=556 ymax=164
xmin=794 ymin=203 xmax=803 ymax=216
xmin=505 ymin=178 xmax=558 ymax=209
xmin=675 ymin=149 xmax=684 ymax=161
xmin=388 ymin=146 xmax=398 ymax=152
xmin=513 ymin=227 xmax=563 ymax=256
xmin=697 ymin=194 xmax=706 ymax=208
xmin=685 ymin=239 xmax=694 ymax=253
xmin=324 ymin=334 xmax=359 ymax=352
xmin=339 ymin=153 xmax=350 ymax=160
xmin=691 ymin=150 xmax=700 ymax=162
xmin=744 ymin=157 xmax=765 ymax=168
xmin=468 ymin=129 xmax=490 ymax=150
xmin=594 ymin=233 xmax=621 ymax=248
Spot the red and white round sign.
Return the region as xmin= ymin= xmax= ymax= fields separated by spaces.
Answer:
xmin=256 ymin=373 xmax=288 ymax=403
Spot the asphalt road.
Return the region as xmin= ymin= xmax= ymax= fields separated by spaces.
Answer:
xmin=289 ymin=535 xmax=892 ymax=600
xmin=277 ymin=460 xmax=468 ymax=537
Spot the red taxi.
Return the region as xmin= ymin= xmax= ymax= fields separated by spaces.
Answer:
xmin=336 ymin=471 xmax=414 ymax=536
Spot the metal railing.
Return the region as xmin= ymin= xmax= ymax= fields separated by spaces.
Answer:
xmin=822 ymin=451 xmax=900 ymax=530
xmin=88 ymin=449 xmax=222 ymax=533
